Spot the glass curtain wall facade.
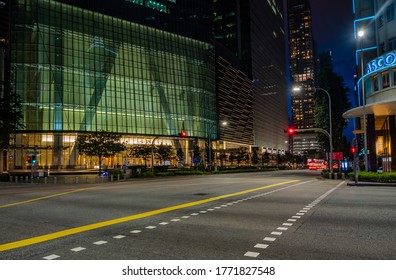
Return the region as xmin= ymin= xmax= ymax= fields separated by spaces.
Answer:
xmin=8 ymin=0 xmax=216 ymax=169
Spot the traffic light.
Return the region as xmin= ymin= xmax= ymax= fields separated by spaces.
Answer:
xmin=351 ymin=147 xmax=356 ymax=154
xmin=31 ymin=155 xmax=37 ymax=164
xmin=179 ymin=130 xmax=187 ymax=137
xmin=287 ymin=127 xmax=295 ymax=135
xmin=351 ymin=138 xmax=357 ymax=155
xmin=26 ymin=156 xmax=32 ymax=163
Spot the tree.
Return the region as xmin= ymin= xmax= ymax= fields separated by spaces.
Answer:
xmin=251 ymin=147 xmax=259 ymax=166
xmin=0 ymin=89 xmax=23 ymax=150
xmin=128 ymin=145 xmax=153 ymax=167
xmin=176 ymin=148 xmax=184 ymax=164
xmin=315 ymin=69 xmax=351 ymax=154
xmin=156 ymin=144 xmax=175 ymax=164
xmin=76 ymin=131 xmax=126 ymax=175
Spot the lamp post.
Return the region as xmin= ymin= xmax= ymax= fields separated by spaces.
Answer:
xmin=358 ymin=30 xmax=369 ymax=171
xmin=292 ymin=86 xmax=333 ymax=175
xmin=208 ymin=121 xmax=227 ymax=171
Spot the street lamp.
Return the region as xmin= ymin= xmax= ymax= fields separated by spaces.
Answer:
xmin=358 ymin=30 xmax=369 ymax=171
xmin=208 ymin=121 xmax=227 ymax=171
xmin=292 ymin=86 xmax=333 ymax=175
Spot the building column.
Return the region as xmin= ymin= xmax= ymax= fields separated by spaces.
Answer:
xmin=367 ymin=114 xmax=376 ymax=171
xmin=389 ymin=115 xmax=396 ymax=171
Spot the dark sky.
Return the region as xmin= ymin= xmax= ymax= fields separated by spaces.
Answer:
xmin=310 ymin=0 xmax=356 ymax=140
xmin=311 ymin=0 xmax=355 ymax=90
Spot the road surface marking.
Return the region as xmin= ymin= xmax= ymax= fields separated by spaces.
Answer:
xmin=159 ymin=222 xmax=169 ymax=225
xmin=292 ymin=216 xmax=301 ymax=219
xmin=171 ymin=219 xmax=180 ymax=222
xmin=300 ymin=210 xmax=308 ymax=212
xmin=190 ymin=213 xmax=199 ymax=216
xmin=283 ymin=223 xmax=293 ymax=226
xmin=288 ymin=219 xmax=297 ymax=222
xmin=0 ymin=180 xmax=300 ymax=252
xmin=263 ymin=237 xmax=276 ymax=242
xmin=244 ymin=251 xmax=260 ymax=258
xmin=71 ymin=247 xmax=86 ymax=252
xmin=199 ymin=211 xmax=207 ymax=213
xmin=271 ymin=231 xmax=282 ymax=236
xmin=207 ymin=209 xmax=215 ymax=211
xmin=130 ymin=230 xmax=141 ymax=234
xmin=145 ymin=226 xmax=156 ymax=229
xmin=113 ymin=235 xmax=126 ymax=239
xmin=43 ymin=254 xmax=60 ymax=260
xmin=277 ymin=227 xmax=288 ymax=231
xmin=296 ymin=213 xmax=305 ymax=216
xmin=93 ymin=241 xmax=107 ymax=245
xmin=254 ymin=244 xmax=269 ymax=249
xmin=0 ymin=187 xmax=99 ymax=209
xmin=303 ymin=207 xmax=311 ymax=210
xmin=181 ymin=216 xmax=190 ymax=219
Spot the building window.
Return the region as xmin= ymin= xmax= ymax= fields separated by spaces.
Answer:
xmin=380 ymin=43 xmax=386 ymax=54
xmin=389 ymin=37 xmax=396 ymax=51
xmin=386 ymin=4 xmax=394 ymax=22
xmin=373 ymin=74 xmax=379 ymax=91
xmin=382 ymin=71 xmax=390 ymax=88
xmin=393 ymin=70 xmax=396 ymax=86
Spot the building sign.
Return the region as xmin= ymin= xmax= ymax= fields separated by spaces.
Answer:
xmin=366 ymin=50 xmax=396 ymax=74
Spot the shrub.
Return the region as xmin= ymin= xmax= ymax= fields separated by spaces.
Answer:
xmin=0 ymin=173 xmax=9 ymax=182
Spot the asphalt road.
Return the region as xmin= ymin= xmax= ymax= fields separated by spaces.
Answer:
xmin=0 ymin=170 xmax=395 ymax=260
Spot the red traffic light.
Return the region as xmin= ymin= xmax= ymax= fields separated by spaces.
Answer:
xmin=26 ymin=156 xmax=32 ymax=163
xmin=351 ymin=147 xmax=356 ymax=154
xmin=287 ymin=127 xmax=295 ymax=135
xmin=179 ymin=130 xmax=187 ymax=137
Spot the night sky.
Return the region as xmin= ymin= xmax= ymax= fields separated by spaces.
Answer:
xmin=310 ymin=0 xmax=356 ymax=140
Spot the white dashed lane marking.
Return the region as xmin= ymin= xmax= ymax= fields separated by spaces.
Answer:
xmin=93 ymin=241 xmax=107 ymax=245
xmin=71 ymin=247 xmax=86 ymax=252
xmin=113 ymin=235 xmax=126 ymax=239
xmin=271 ymin=231 xmax=283 ymax=236
xmin=244 ymin=251 xmax=260 ymax=258
xmin=263 ymin=237 xmax=276 ymax=242
xmin=159 ymin=222 xmax=169 ymax=225
xmin=283 ymin=223 xmax=293 ymax=226
xmin=130 ymin=230 xmax=141 ymax=234
xmin=43 ymin=254 xmax=60 ymax=260
xmin=277 ymin=227 xmax=288 ymax=231
xmin=145 ymin=226 xmax=156 ymax=229
xmin=254 ymin=243 xmax=269 ymax=249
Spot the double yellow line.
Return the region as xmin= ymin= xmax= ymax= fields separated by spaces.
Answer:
xmin=0 ymin=180 xmax=299 ymax=252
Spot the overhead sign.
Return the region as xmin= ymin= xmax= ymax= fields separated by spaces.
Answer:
xmin=366 ymin=50 xmax=396 ymax=74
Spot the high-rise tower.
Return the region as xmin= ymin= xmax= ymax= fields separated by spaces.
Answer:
xmin=288 ymin=0 xmax=320 ymax=155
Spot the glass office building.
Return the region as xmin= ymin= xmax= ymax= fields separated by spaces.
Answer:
xmin=7 ymin=0 xmax=215 ymax=169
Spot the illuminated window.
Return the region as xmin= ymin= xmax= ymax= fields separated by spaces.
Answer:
xmin=373 ymin=74 xmax=379 ymax=91
xmin=382 ymin=71 xmax=390 ymax=88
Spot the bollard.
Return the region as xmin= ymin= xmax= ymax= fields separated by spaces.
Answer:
xmin=10 ymin=175 xmax=13 ymax=182
xmin=110 ymin=174 xmax=113 ymax=182
xmin=54 ymin=177 xmax=57 ymax=184
xmin=329 ymin=173 xmax=332 ymax=179
xmin=117 ymin=174 xmax=120 ymax=181
xmin=15 ymin=176 xmax=18 ymax=183
xmin=342 ymin=173 xmax=345 ymax=179
xmin=75 ymin=177 xmax=79 ymax=184
xmin=25 ymin=176 xmax=29 ymax=183
xmin=30 ymin=176 xmax=33 ymax=183
xmin=334 ymin=173 xmax=338 ymax=180
xmin=44 ymin=177 xmax=47 ymax=184
xmin=64 ymin=177 xmax=67 ymax=184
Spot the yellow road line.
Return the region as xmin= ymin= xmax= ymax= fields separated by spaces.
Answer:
xmin=0 ymin=187 xmax=99 ymax=209
xmin=0 ymin=180 xmax=299 ymax=252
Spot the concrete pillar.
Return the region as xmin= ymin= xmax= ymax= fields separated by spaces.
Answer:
xmin=389 ymin=115 xmax=396 ymax=171
xmin=367 ymin=114 xmax=377 ymax=171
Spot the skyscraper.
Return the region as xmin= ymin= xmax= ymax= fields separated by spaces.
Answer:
xmin=214 ymin=0 xmax=289 ymax=153
xmin=288 ymin=0 xmax=320 ymax=155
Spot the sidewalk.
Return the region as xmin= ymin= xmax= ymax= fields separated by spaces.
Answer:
xmin=346 ymin=181 xmax=396 ymax=187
